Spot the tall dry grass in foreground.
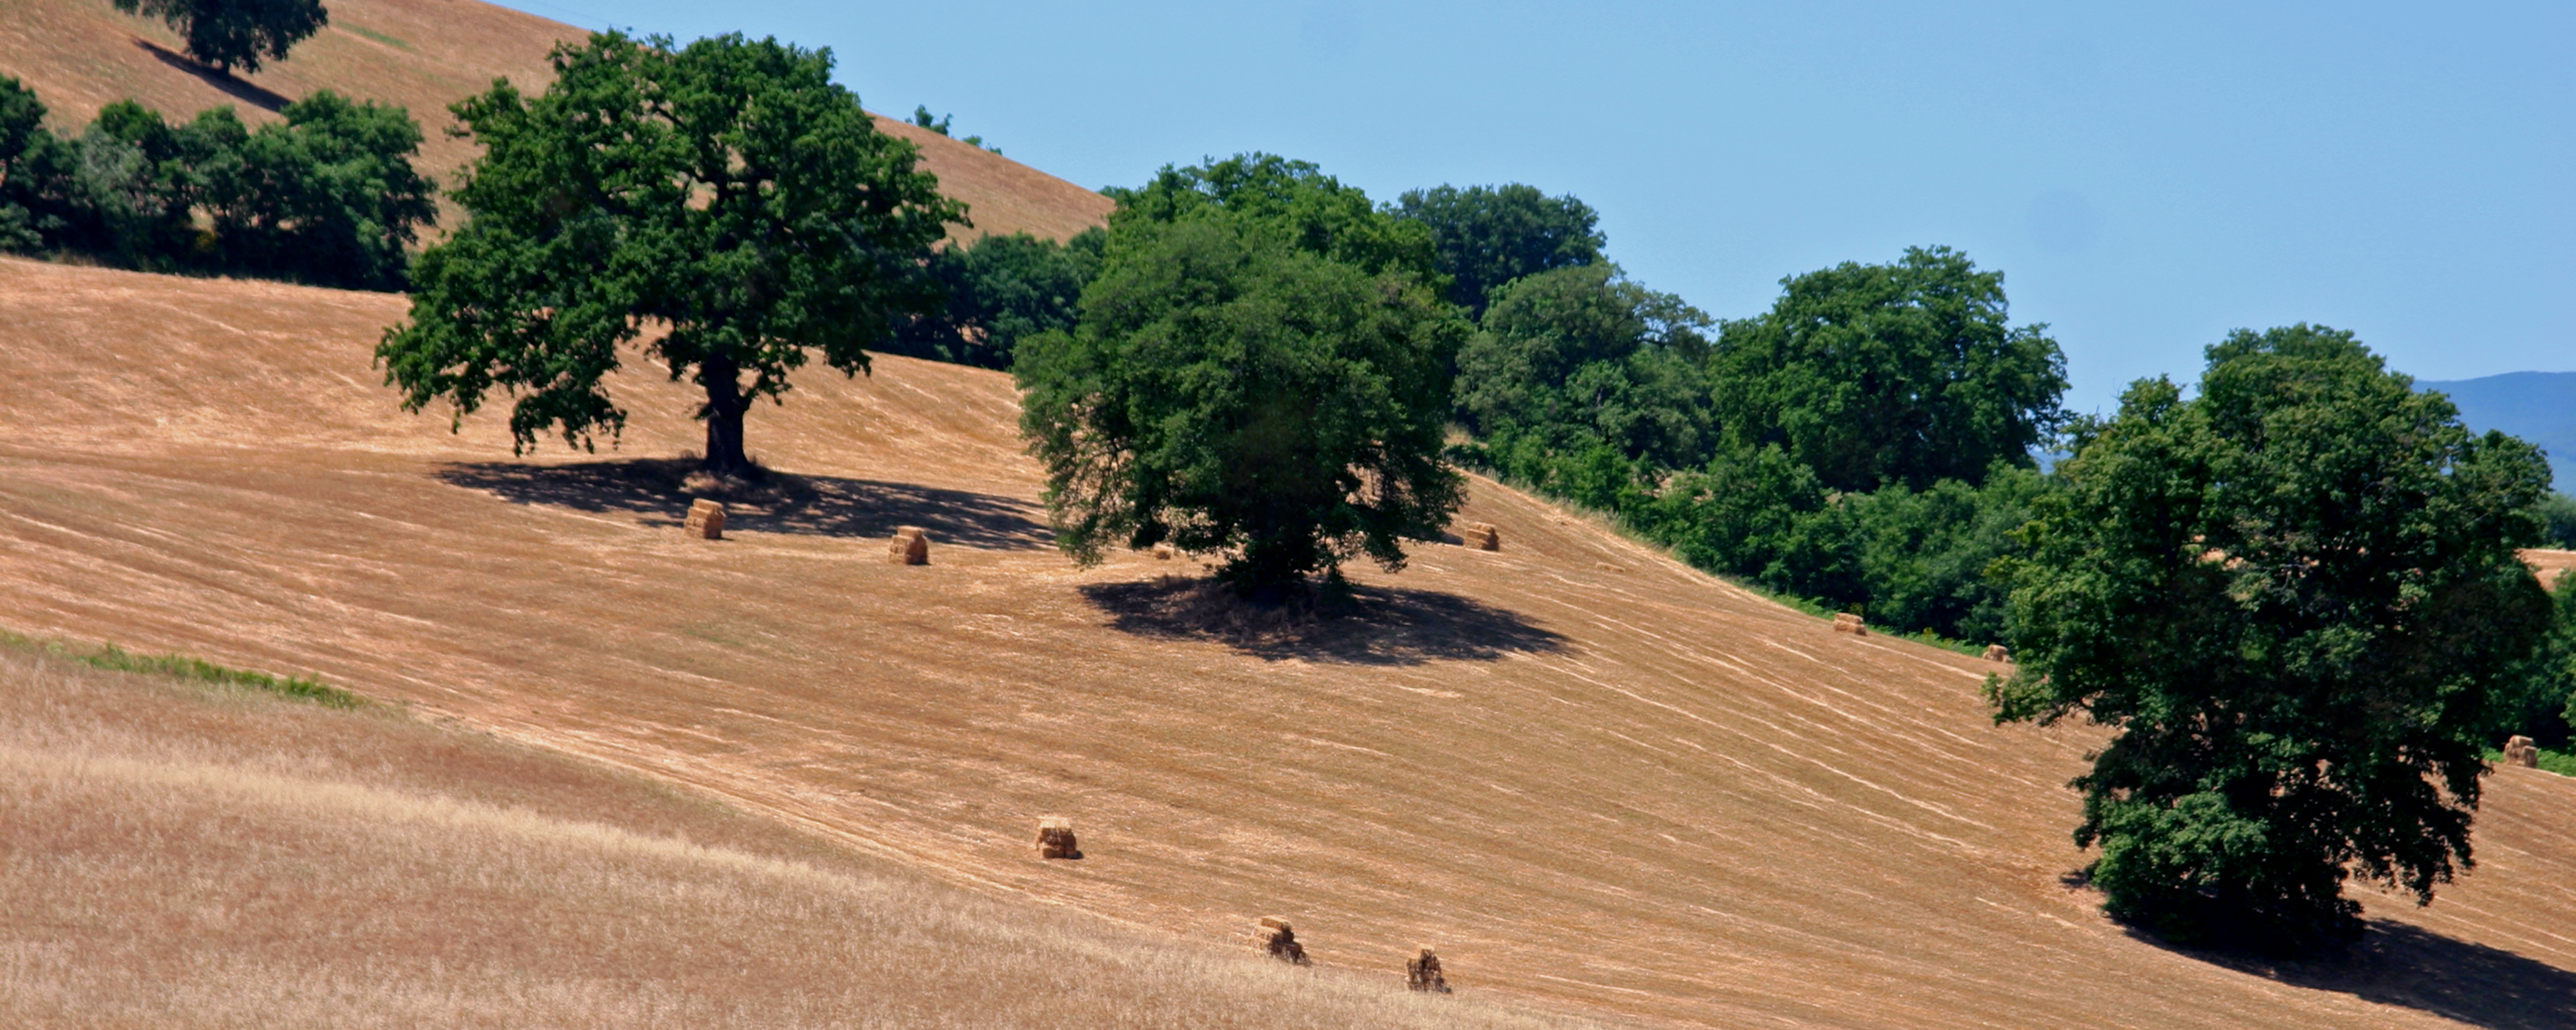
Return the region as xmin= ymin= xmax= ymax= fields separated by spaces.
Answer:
xmin=0 ymin=648 xmax=1603 ymax=1030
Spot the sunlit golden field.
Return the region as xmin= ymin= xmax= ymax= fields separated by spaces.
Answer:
xmin=0 ymin=648 xmax=1599 ymax=1029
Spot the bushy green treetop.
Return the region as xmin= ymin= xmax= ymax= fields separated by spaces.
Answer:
xmin=380 ymin=32 xmax=959 ymax=477
xmin=1105 ymin=152 xmax=1440 ymax=284
xmin=1990 ymin=325 xmax=2554 ymax=950
xmin=1393 ymin=182 xmax=1604 ymax=316
xmin=1716 ymin=246 xmax=2066 ymax=492
xmin=1015 ymin=208 xmax=1466 ymax=592
xmin=215 ymin=91 xmax=433 ymax=290
xmin=888 ymin=228 xmax=1104 ymax=369
xmin=1456 ymin=263 xmax=1714 ymax=473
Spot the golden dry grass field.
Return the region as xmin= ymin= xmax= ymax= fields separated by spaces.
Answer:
xmin=0 ymin=0 xmax=1113 ymax=242
xmin=4 ymin=254 xmax=2576 ymax=1028
xmin=0 ymin=644 xmax=1598 ymax=1029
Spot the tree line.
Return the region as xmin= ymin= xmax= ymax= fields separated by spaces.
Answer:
xmin=0 ymin=76 xmax=432 ymax=290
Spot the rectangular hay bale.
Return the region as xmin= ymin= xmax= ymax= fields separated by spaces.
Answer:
xmin=684 ymin=498 xmax=725 ymax=540
xmin=888 ymin=526 xmax=929 ymax=565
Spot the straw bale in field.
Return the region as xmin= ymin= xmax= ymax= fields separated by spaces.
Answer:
xmin=1832 ymin=612 xmax=1866 ymax=636
xmin=1258 ymin=918 xmax=1309 ymax=966
xmin=1462 ymin=522 xmax=1501 ymax=551
xmin=1407 ymin=948 xmax=1452 ymax=994
xmin=684 ymin=499 xmax=725 ymax=540
xmin=1982 ymin=644 xmax=2010 ymax=663
xmin=889 ymin=526 xmax=930 ymax=565
xmin=1036 ymin=817 xmax=1080 ymax=859
xmin=2505 ymin=735 xmax=2540 ymax=768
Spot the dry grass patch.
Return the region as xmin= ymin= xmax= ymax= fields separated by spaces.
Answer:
xmin=0 ymin=646 xmax=1604 ymax=1030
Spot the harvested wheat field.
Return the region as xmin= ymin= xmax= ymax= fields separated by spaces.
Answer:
xmin=5 ymin=254 xmax=2576 ymax=1029
xmin=0 ymin=645 xmax=1591 ymax=1029
xmin=0 ymin=0 xmax=1112 ymax=243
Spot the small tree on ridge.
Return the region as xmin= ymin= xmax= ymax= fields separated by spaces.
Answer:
xmin=114 ymin=0 xmax=329 ymax=76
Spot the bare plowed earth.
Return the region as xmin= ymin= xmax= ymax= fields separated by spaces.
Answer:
xmin=4 ymin=255 xmax=2575 ymax=1029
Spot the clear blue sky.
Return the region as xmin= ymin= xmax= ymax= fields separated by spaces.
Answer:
xmin=491 ymin=0 xmax=2571 ymax=415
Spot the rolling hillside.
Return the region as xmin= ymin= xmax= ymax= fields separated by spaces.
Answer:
xmin=3 ymin=254 xmax=2575 ymax=1029
xmin=0 ymin=0 xmax=1112 ymax=242
xmin=0 ymin=642 xmax=1590 ymax=1029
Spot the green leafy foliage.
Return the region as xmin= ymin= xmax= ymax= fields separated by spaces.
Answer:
xmin=1105 ymin=152 xmax=1441 ymax=284
xmin=380 ymin=31 xmax=960 ymax=477
xmin=1835 ymin=467 xmax=2051 ymax=643
xmin=1989 ymin=325 xmax=2555 ymax=951
xmin=886 ymin=229 xmax=1104 ymax=369
xmin=211 ymin=90 xmax=435 ymax=290
xmin=0 ymin=76 xmax=45 ymax=251
xmin=2500 ymin=577 xmax=2576 ymax=750
xmin=1715 ymin=246 xmax=2067 ymax=492
xmin=1446 ymin=246 xmax=2062 ymax=644
xmin=1457 ymin=264 xmax=1715 ymax=475
xmin=113 ymin=0 xmax=329 ymax=75
xmin=0 ymin=82 xmax=431 ymax=289
xmin=1392 ymin=183 xmax=1604 ymax=316
xmin=2532 ymin=492 xmax=2576 ymax=549
xmin=1014 ymin=205 xmax=1466 ymax=593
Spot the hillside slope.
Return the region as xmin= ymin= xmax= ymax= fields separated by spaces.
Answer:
xmin=0 ymin=0 xmax=1111 ymax=241
xmin=0 ymin=644 xmax=1587 ymax=1029
xmin=5 ymin=255 xmax=2575 ymax=1029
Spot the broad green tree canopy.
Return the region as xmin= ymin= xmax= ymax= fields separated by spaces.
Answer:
xmin=1456 ymin=263 xmax=1714 ymax=474
xmin=1015 ymin=208 xmax=1466 ymax=592
xmin=1105 ymin=153 xmax=1440 ymax=284
xmin=1716 ymin=246 xmax=2066 ymax=492
xmin=1991 ymin=325 xmax=2553 ymax=949
xmin=888 ymin=228 xmax=1104 ymax=370
xmin=380 ymin=31 xmax=959 ymax=476
xmin=1393 ymin=183 xmax=1605 ymax=317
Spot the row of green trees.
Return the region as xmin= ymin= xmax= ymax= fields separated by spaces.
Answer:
xmin=0 ymin=77 xmax=432 ymax=290
xmin=1003 ymin=152 xmax=2573 ymax=952
xmin=374 ymin=29 xmax=2572 ymax=954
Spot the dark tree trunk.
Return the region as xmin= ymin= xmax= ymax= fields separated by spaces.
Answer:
xmin=700 ymin=355 xmax=753 ymax=478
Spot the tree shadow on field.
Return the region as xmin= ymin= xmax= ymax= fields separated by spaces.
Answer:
xmin=132 ymin=39 xmax=290 ymax=112
xmin=2149 ymin=919 xmax=2576 ymax=1029
xmin=437 ymin=458 xmax=1053 ymax=550
xmin=1081 ymin=575 xmax=1569 ymax=666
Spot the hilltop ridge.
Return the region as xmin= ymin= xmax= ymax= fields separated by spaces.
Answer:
xmin=0 ymin=0 xmax=1110 ymax=241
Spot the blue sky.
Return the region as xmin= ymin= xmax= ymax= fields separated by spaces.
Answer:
xmin=491 ymin=1 xmax=2571 ymax=415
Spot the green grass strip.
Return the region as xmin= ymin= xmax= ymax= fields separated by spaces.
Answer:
xmin=2485 ymin=746 xmax=2576 ymax=778
xmin=0 ymin=630 xmax=365 ymax=709
xmin=345 ymin=25 xmax=412 ymax=50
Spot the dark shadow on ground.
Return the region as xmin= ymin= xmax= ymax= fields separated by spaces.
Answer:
xmin=2144 ymin=919 xmax=2576 ymax=1030
xmin=437 ymin=459 xmax=1053 ymax=551
xmin=1081 ymin=575 xmax=1570 ymax=666
xmin=133 ymin=39 xmax=289 ymax=111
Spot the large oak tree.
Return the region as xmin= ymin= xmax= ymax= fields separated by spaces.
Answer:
xmin=1714 ymin=246 xmax=2066 ymax=492
xmin=1015 ymin=207 xmax=1466 ymax=594
xmin=1991 ymin=325 xmax=2553 ymax=950
xmin=380 ymin=32 xmax=959 ymax=477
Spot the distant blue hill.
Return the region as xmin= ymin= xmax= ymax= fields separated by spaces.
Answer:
xmin=2420 ymin=371 xmax=2576 ymax=492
